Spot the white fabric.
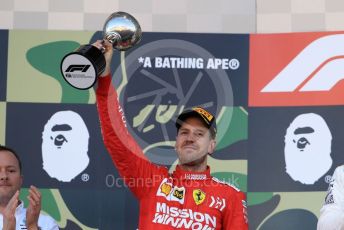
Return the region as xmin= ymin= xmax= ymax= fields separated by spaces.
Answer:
xmin=0 ymin=201 xmax=59 ymax=230
xmin=318 ymin=165 xmax=344 ymax=230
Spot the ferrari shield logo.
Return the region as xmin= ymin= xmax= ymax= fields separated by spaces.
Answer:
xmin=193 ymin=189 xmax=206 ymax=205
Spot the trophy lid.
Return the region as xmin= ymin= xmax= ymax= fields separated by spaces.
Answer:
xmin=103 ymin=11 xmax=142 ymax=51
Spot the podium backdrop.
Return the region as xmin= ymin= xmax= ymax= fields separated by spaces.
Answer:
xmin=1 ymin=29 xmax=343 ymax=229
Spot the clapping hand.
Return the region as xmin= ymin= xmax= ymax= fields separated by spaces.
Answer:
xmin=3 ymin=190 xmax=19 ymax=230
xmin=26 ymin=186 xmax=41 ymax=230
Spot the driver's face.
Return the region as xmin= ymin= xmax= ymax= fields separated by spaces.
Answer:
xmin=175 ymin=117 xmax=215 ymax=166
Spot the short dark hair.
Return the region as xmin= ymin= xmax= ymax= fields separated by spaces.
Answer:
xmin=0 ymin=145 xmax=22 ymax=173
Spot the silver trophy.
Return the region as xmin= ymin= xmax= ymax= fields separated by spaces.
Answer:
xmin=61 ymin=12 xmax=142 ymax=90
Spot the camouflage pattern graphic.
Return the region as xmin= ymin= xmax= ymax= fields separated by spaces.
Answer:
xmin=1 ymin=29 xmax=337 ymax=229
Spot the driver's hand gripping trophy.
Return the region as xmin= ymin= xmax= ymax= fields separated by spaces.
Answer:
xmin=61 ymin=12 xmax=142 ymax=90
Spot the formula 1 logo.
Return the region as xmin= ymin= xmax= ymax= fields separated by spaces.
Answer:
xmin=249 ymin=32 xmax=344 ymax=106
xmin=65 ymin=65 xmax=91 ymax=73
xmin=262 ymin=35 xmax=344 ymax=92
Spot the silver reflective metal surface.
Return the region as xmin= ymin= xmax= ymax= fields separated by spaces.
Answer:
xmin=103 ymin=11 xmax=142 ymax=51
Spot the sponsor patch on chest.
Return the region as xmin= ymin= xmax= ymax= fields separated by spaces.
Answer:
xmin=156 ymin=178 xmax=185 ymax=204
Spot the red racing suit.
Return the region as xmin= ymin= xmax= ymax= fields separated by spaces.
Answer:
xmin=96 ymin=75 xmax=248 ymax=230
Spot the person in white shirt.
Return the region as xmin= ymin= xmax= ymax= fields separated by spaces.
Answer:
xmin=0 ymin=145 xmax=59 ymax=230
xmin=318 ymin=165 xmax=344 ymax=230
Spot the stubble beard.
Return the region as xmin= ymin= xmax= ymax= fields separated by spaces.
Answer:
xmin=179 ymin=153 xmax=207 ymax=167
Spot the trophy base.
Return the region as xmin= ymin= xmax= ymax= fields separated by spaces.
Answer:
xmin=60 ymin=44 xmax=106 ymax=90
